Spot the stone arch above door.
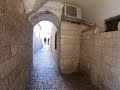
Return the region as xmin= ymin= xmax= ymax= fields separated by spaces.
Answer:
xmin=29 ymin=11 xmax=61 ymax=30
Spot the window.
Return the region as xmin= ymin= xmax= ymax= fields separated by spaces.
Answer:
xmin=105 ymin=15 xmax=120 ymax=32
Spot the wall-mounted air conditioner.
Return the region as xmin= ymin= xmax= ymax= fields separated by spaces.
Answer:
xmin=62 ymin=4 xmax=82 ymax=23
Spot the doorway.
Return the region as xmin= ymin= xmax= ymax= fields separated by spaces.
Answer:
xmin=33 ymin=20 xmax=58 ymax=59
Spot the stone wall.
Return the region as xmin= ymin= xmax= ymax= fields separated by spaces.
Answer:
xmin=50 ymin=24 xmax=58 ymax=64
xmin=80 ymin=28 xmax=120 ymax=90
xmin=33 ymin=25 xmax=43 ymax=53
xmin=60 ymin=21 xmax=81 ymax=74
xmin=0 ymin=0 xmax=33 ymax=90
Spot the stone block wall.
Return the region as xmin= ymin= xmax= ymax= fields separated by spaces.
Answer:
xmin=50 ymin=24 xmax=58 ymax=64
xmin=0 ymin=0 xmax=33 ymax=90
xmin=33 ymin=26 xmax=43 ymax=53
xmin=60 ymin=21 xmax=81 ymax=74
xmin=80 ymin=29 xmax=120 ymax=90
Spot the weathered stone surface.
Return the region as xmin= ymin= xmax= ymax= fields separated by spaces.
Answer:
xmin=0 ymin=1 xmax=33 ymax=89
xmin=0 ymin=0 xmax=7 ymax=14
xmin=60 ymin=21 xmax=81 ymax=74
xmin=80 ymin=28 xmax=120 ymax=90
xmin=0 ymin=46 xmax=11 ymax=64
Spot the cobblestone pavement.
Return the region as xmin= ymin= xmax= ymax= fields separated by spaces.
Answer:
xmin=26 ymin=45 xmax=99 ymax=90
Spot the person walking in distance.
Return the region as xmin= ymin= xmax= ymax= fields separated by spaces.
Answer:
xmin=44 ymin=37 xmax=46 ymax=45
xmin=48 ymin=38 xmax=50 ymax=45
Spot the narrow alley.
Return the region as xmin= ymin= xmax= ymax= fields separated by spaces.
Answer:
xmin=26 ymin=46 xmax=98 ymax=90
xmin=2 ymin=0 xmax=120 ymax=89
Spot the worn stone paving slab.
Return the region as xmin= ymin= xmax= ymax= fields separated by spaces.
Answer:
xmin=26 ymin=46 xmax=99 ymax=90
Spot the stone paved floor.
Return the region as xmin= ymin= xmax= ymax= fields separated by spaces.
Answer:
xmin=26 ymin=45 xmax=99 ymax=90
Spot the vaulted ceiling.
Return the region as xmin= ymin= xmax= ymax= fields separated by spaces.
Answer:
xmin=23 ymin=0 xmax=96 ymax=14
xmin=6 ymin=0 xmax=120 ymax=28
xmin=22 ymin=0 xmax=98 ymax=27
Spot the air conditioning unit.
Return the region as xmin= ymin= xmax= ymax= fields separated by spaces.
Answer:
xmin=62 ymin=4 xmax=82 ymax=23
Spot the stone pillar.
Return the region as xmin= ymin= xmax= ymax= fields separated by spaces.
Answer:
xmin=60 ymin=21 xmax=81 ymax=74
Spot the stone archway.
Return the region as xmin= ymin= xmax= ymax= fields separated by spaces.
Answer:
xmin=31 ymin=11 xmax=61 ymax=69
xmin=30 ymin=11 xmax=61 ymax=30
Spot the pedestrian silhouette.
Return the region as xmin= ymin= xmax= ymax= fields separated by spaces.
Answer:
xmin=44 ymin=37 xmax=46 ymax=45
xmin=48 ymin=38 xmax=49 ymax=45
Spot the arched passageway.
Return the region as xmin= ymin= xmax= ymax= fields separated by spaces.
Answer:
xmin=26 ymin=20 xmax=61 ymax=89
xmin=29 ymin=11 xmax=61 ymax=68
xmin=26 ymin=11 xmax=98 ymax=90
xmin=33 ymin=21 xmax=53 ymax=53
xmin=32 ymin=20 xmax=59 ymax=64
